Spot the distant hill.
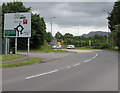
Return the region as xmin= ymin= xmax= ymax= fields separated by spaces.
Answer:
xmin=82 ymin=31 xmax=108 ymax=37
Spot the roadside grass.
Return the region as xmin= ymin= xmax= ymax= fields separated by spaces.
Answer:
xmin=2 ymin=54 xmax=24 ymax=61
xmin=0 ymin=58 xmax=41 ymax=68
xmin=77 ymin=47 xmax=119 ymax=51
xmin=0 ymin=55 xmax=2 ymax=61
xmin=77 ymin=47 xmax=98 ymax=50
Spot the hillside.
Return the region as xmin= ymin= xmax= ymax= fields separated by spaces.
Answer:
xmin=82 ymin=31 xmax=108 ymax=37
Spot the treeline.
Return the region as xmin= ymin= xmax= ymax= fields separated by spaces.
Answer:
xmin=2 ymin=2 xmax=52 ymax=50
xmin=54 ymin=31 xmax=115 ymax=49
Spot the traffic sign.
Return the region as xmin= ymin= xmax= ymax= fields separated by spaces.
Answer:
xmin=4 ymin=13 xmax=31 ymax=37
xmin=57 ymin=42 xmax=61 ymax=45
xmin=4 ymin=30 xmax=16 ymax=37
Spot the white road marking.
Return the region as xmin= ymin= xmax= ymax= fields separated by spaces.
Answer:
xmin=73 ymin=63 xmax=81 ymax=67
xmin=25 ymin=70 xmax=58 ymax=80
xmin=67 ymin=66 xmax=71 ymax=68
xmin=26 ymin=53 xmax=98 ymax=80
xmin=92 ymin=56 xmax=96 ymax=59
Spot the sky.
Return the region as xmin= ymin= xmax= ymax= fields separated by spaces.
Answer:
xmin=0 ymin=0 xmax=116 ymax=36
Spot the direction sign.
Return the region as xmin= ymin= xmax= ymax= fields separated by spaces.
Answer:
xmin=4 ymin=30 xmax=16 ymax=37
xmin=4 ymin=13 xmax=31 ymax=37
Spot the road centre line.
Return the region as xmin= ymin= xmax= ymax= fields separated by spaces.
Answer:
xmin=67 ymin=66 xmax=72 ymax=68
xmin=84 ymin=53 xmax=98 ymax=63
xmin=25 ymin=53 xmax=98 ymax=80
xmin=73 ymin=63 xmax=81 ymax=67
xmin=92 ymin=56 xmax=96 ymax=59
xmin=25 ymin=70 xmax=58 ymax=80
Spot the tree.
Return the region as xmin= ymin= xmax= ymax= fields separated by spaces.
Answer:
xmin=108 ymin=0 xmax=120 ymax=50
xmin=46 ymin=32 xmax=52 ymax=43
xmin=30 ymin=14 xmax=46 ymax=49
xmin=0 ymin=6 xmax=2 ymax=54
xmin=55 ymin=31 xmax=63 ymax=42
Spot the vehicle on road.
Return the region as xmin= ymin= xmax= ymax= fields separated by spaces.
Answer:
xmin=52 ymin=45 xmax=62 ymax=49
xmin=67 ymin=45 xmax=75 ymax=49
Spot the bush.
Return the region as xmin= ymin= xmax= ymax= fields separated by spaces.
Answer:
xmin=100 ymin=42 xmax=113 ymax=49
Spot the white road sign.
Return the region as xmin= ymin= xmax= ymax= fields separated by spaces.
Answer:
xmin=4 ymin=12 xmax=31 ymax=37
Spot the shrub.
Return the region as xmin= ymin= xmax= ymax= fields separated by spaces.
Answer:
xmin=100 ymin=42 xmax=113 ymax=49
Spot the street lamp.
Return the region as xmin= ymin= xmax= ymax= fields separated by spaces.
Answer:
xmin=103 ymin=10 xmax=110 ymax=43
xmin=75 ymin=24 xmax=80 ymax=48
xmin=50 ymin=17 xmax=56 ymax=36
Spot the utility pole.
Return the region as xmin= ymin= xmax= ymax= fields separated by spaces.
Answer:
xmin=50 ymin=17 xmax=56 ymax=36
xmin=103 ymin=10 xmax=110 ymax=43
xmin=75 ymin=24 xmax=80 ymax=48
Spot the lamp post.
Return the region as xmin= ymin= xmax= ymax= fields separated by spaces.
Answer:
xmin=75 ymin=24 xmax=80 ymax=48
xmin=50 ymin=17 xmax=56 ymax=36
xmin=103 ymin=10 xmax=110 ymax=43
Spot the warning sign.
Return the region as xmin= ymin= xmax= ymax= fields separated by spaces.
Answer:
xmin=4 ymin=13 xmax=31 ymax=37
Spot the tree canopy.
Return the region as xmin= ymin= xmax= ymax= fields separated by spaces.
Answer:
xmin=108 ymin=0 xmax=120 ymax=50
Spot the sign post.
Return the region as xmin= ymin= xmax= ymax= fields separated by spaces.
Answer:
xmin=5 ymin=37 xmax=7 ymax=55
xmin=15 ymin=37 xmax=17 ymax=55
xmin=4 ymin=13 xmax=31 ymax=56
xmin=27 ymin=37 xmax=30 ymax=57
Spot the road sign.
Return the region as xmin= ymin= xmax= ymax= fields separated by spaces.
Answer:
xmin=4 ymin=30 xmax=16 ymax=37
xmin=57 ymin=42 xmax=61 ymax=45
xmin=4 ymin=13 xmax=31 ymax=37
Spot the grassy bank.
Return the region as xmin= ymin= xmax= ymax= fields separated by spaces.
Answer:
xmin=1 ymin=58 xmax=41 ymax=68
xmin=2 ymin=54 xmax=24 ymax=61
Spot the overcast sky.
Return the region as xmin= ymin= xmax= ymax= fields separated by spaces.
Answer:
xmin=24 ymin=2 xmax=114 ymax=36
xmin=0 ymin=1 xmax=115 ymax=36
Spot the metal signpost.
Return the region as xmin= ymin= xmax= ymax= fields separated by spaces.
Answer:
xmin=4 ymin=12 xmax=31 ymax=56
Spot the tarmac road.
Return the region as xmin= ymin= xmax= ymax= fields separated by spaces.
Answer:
xmin=2 ymin=50 xmax=118 ymax=91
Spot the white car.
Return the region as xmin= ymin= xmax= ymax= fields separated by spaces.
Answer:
xmin=52 ymin=45 xmax=61 ymax=49
xmin=67 ymin=45 xmax=75 ymax=49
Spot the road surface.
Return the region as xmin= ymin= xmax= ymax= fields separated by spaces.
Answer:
xmin=2 ymin=50 xmax=118 ymax=91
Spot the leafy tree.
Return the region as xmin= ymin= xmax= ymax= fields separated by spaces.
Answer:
xmin=46 ymin=32 xmax=52 ymax=43
xmin=55 ymin=31 xmax=62 ymax=39
xmin=2 ymin=2 xmax=31 ymax=13
xmin=108 ymin=0 xmax=120 ymax=50
xmin=0 ymin=6 xmax=2 ymax=54
xmin=55 ymin=31 xmax=63 ymax=42
xmin=30 ymin=14 xmax=46 ymax=49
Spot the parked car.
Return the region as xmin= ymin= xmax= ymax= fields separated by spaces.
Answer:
xmin=52 ymin=45 xmax=61 ymax=49
xmin=67 ymin=45 xmax=75 ymax=49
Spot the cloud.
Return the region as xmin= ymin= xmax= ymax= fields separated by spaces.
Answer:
xmin=24 ymin=2 xmax=113 ymax=27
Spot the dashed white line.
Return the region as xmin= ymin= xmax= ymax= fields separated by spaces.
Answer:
xmin=26 ymin=53 xmax=98 ymax=80
xmin=73 ymin=63 xmax=81 ymax=67
xmin=92 ymin=56 xmax=96 ymax=59
xmin=25 ymin=70 xmax=58 ymax=80
xmin=67 ymin=66 xmax=72 ymax=68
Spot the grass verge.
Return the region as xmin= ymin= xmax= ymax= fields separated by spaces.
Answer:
xmin=0 ymin=58 xmax=41 ymax=68
xmin=77 ymin=47 xmax=98 ymax=50
xmin=2 ymin=54 xmax=24 ymax=61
